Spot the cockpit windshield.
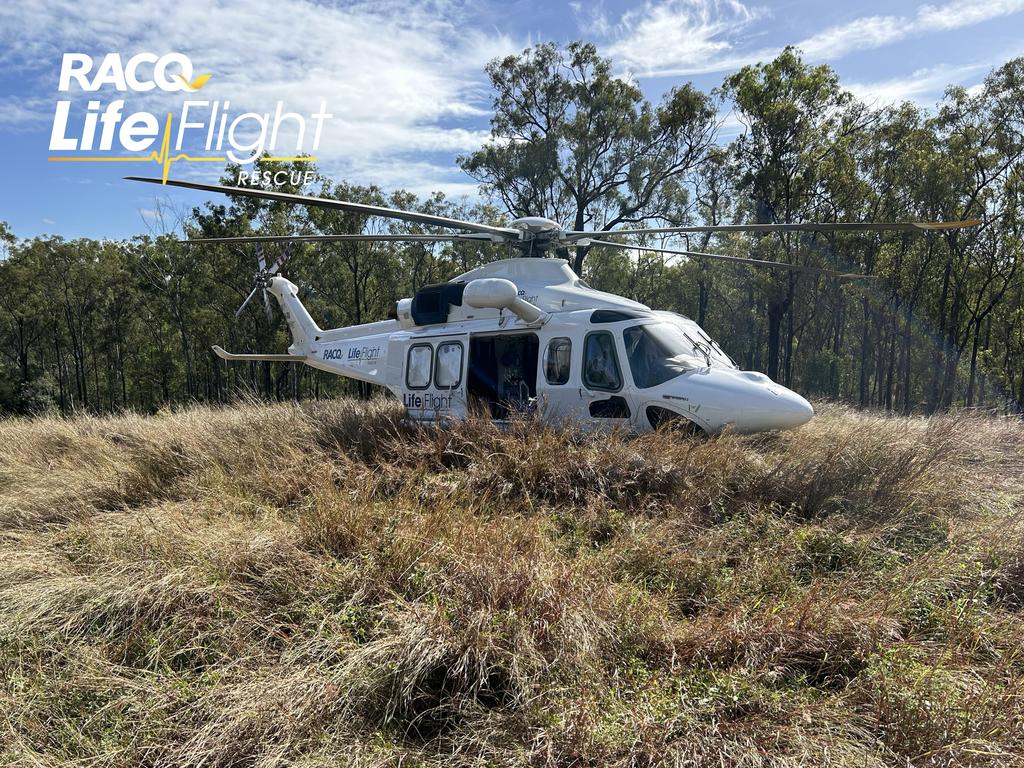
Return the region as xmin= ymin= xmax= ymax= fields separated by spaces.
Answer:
xmin=623 ymin=323 xmax=704 ymax=388
xmin=661 ymin=313 xmax=737 ymax=369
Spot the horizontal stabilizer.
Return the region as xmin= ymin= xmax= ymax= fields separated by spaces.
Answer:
xmin=212 ymin=345 xmax=304 ymax=362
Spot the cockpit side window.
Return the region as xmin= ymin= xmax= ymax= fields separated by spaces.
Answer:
xmin=583 ymin=331 xmax=622 ymax=392
xmin=543 ymin=337 xmax=572 ymax=385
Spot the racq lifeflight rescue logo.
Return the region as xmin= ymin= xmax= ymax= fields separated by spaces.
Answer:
xmin=48 ymin=53 xmax=331 ymax=183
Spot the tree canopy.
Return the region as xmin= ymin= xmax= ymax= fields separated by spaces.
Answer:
xmin=458 ymin=42 xmax=718 ymax=271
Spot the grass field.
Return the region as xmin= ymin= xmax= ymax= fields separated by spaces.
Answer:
xmin=1 ymin=401 xmax=1022 ymax=767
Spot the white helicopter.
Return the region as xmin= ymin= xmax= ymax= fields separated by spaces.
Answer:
xmin=129 ymin=176 xmax=977 ymax=434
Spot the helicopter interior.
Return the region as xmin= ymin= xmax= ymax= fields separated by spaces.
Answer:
xmin=467 ymin=333 xmax=539 ymax=419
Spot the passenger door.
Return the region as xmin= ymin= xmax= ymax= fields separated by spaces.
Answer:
xmin=537 ymin=335 xmax=578 ymax=425
xmin=401 ymin=335 xmax=469 ymax=422
xmin=579 ymin=330 xmax=632 ymax=427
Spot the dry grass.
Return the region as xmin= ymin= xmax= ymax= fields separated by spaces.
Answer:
xmin=0 ymin=400 xmax=1022 ymax=767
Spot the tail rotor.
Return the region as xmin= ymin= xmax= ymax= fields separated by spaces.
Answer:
xmin=235 ymin=242 xmax=295 ymax=320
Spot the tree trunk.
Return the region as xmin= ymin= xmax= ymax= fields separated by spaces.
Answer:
xmin=859 ymin=296 xmax=870 ymax=408
xmin=902 ymin=304 xmax=914 ymax=414
xmin=767 ymin=301 xmax=783 ymax=382
xmin=931 ymin=262 xmax=952 ymax=411
xmin=783 ymin=276 xmax=796 ymax=388
xmin=697 ymin=262 xmax=709 ymax=327
xmin=978 ymin=315 xmax=992 ymax=406
xmin=966 ymin=317 xmax=981 ymax=407
xmin=830 ymin=290 xmax=843 ymax=399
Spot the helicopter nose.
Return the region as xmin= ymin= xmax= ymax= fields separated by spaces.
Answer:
xmin=775 ymin=388 xmax=814 ymax=429
xmin=736 ymin=383 xmax=814 ymax=432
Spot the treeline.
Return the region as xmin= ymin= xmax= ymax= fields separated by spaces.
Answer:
xmin=1 ymin=45 xmax=1022 ymax=415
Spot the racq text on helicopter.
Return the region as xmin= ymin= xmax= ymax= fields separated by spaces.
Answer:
xmin=129 ymin=176 xmax=978 ymax=435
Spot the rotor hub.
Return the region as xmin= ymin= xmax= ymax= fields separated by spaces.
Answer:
xmin=509 ymin=216 xmax=566 ymax=255
xmin=509 ymin=216 xmax=562 ymax=234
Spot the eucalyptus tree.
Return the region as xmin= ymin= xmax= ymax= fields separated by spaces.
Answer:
xmin=722 ymin=47 xmax=870 ymax=385
xmin=923 ymin=60 xmax=1024 ymax=409
xmin=460 ymin=41 xmax=718 ymax=273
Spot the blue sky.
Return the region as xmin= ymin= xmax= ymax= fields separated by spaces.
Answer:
xmin=1 ymin=0 xmax=1023 ymax=241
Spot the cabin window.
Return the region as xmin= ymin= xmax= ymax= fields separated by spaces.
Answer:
xmin=583 ymin=332 xmax=622 ymax=392
xmin=406 ymin=344 xmax=433 ymax=389
xmin=543 ymin=337 xmax=572 ymax=385
xmin=435 ymin=341 xmax=463 ymax=388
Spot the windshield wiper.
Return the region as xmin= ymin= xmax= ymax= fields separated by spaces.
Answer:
xmin=694 ymin=342 xmax=713 ymax=367
xmin=683 ymin=332 xmax=712 ymax=367
xmin=688 ymin=325 xmax=736 ymax=367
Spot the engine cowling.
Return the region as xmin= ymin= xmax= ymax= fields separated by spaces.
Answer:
xmin=464 ymin=278 xmax=546 ymax=324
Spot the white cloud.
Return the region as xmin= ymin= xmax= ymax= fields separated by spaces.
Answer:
xmin=716 ymin=109 xmax=745 ymax=138
xmin=595 ymin=0 xmax=1024 ymax=77
xmin=0 ymin=0 xmax=518 ymax=195
xmin=601 ymin=0 xmax=770 ymax=76
xmin=917 ymin=0 xmax=1024 ymax=30
xmin=0 ymin=96 xmax=53 ymax=127
xmin=339 ymin=157 xmax=482 ymax=199
xmin=571 ymin=0 xmax=614 ymax=37
xmin=846 ymin=62 xmax=989 ymax=107
xmin=797 ymin=0 xmax=1024 ymax=60
xmin=795 ymin=16 xmax=906 ymax=61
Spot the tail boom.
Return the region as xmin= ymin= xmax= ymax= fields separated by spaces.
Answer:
xmin=214 ymin=275 xmax=397 ymax=389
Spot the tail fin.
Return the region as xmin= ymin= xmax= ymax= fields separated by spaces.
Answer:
xmin=266 ymin=276 xmax=321 ymax=355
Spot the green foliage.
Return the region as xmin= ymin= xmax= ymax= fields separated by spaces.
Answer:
xmin=459 ymin=41 xmax=717 ymax=272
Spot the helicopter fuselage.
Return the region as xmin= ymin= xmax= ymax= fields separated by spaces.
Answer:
xmin=254 ymin=257 xmax=813 ymax=435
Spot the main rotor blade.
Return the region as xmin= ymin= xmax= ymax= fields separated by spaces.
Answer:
xmin=255 ymin=242 xmax=266 ymax=272
xmin=570 ymin=220 xmax=981 ymax=238
xmin=584 ymin=239 xmax=873 ymax=279
xmin=180 ymin=233 xmax=492 ymax=245
xmin=126 ymin=176 xmax=522 ymax=239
